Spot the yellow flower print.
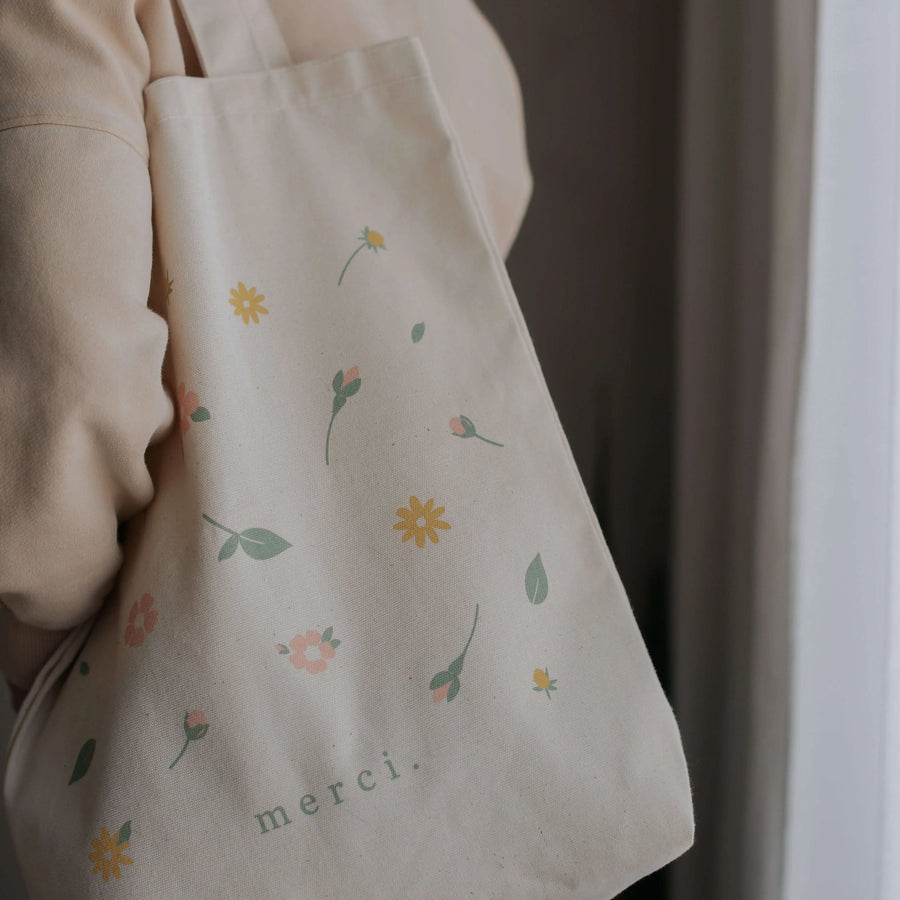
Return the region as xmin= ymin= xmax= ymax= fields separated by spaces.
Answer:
xmin=394 ymin=496 xmax=451 ymax=548
xmin=338 ymin=226 xmax=388 ymax=285
xmin=532 ymin=667 xmax=558 ymax=700
xmin=228 ymin=281 xmax=269 ymax=324
xmin=88 ymin=823 xmax=133 ymax=883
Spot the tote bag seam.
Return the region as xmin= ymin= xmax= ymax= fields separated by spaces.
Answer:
xmin=145 ymin=71 xmax=430 ymax=136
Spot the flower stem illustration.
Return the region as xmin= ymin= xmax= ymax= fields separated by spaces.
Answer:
xmin=325 ymin=366 xmax=362 ymax=464
xmin=449 ymin=415 xmax=504 ymax=447
xmin=429 ymin=604 xmax=479 ymax=703
xmin=338 ymin=227 xmax=386 ymax=285
xmin=202 ymin=514 xmax=292 ymax=561
xmin=169 ymin=710 xmax=210 ymax=769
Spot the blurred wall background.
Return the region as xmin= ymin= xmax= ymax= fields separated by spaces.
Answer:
xmin=0 ymin=3 xmax=683 ymax=896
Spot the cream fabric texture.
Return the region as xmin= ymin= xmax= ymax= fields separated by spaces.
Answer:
xmin=0 ymin=0 xmax=531 ymax=693
xmin=3 ymin=0 xmax=691 ymax=895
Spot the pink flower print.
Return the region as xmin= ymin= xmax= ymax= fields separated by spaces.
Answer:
xmin=185 ymin=710 xmax=207 ymax=731
xmin=288 ymin=629 xmax=338 ymax=674
xmin=448 ymin=414 xmax=503 ymax=446
xmin=124 ymin=593 xmax=158 ymax=647
xmin=341 ymin=366 xmax=359 ymax=388
xmin=176 ymin=382 xmax=210 ymax=434
xmin=169 ymin=709 xmax=210 ymax=769
xmin=176 ymin=383 xmax=199 ymax=434
xmin=432 ymin=682 xmax=452 ymax=704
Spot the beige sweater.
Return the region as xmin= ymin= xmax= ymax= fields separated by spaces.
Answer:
xmin=0 ymin=0 xmax=531 ymax=703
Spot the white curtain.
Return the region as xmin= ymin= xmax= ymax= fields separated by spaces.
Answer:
xmin=785 ymin=3 xmax=900 ymax=897
xmin=672 ymin=1 xmax=899 ymax=898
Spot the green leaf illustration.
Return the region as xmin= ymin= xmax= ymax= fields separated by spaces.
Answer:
xmin=525 ymin=553 xmax=549 ymax=605
xmin=333 ymin=370 xmax=344 ymax=393
xmin=116 ymin=821 xmax=132 ymax=846
xmin=238 ymin=528 xmax=292 ymax=560
xmin=341 ymin=378 xmax=361 ymax=398
xmin=330 ymin=639 xmax=341 ymax=649
xmin=191 ymin=406 xmax=211 ymax=422
xmin=429 ymin=670 xmax=454 ymax=691
xmin=218 ymin=533 xmax=240 ymax=561
xmin=68 ymin=738 xmax=96 ymax=785
xmin=322 ymin=626 xmax=333 ymax=643
xmin=332 ymin=393 xmax=347 ymax=414
xmin=411 ymin=322 xmax=425 ymax=343
xmin=276 ymin=644 xmax=290 ymax=655
xmin=448 ymin=653 xmax=465 ymax=677
xmin=447 ymin=678 xmax=461 ymax=702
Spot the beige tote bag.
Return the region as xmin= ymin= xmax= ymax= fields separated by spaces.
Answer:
xmin=3 ymin=1 xmax=693 ymax=896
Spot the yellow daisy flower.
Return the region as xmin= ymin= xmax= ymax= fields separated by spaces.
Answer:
xmin=228 ymin=281 xmax=269 ymax=324
xmin=394 ymin=496 xmax=451 ymax=548
xmin=88 ymin=826 xmax=133 ymax=883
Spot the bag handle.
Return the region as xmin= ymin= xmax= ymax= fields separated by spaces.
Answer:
xmin=174 ymin=0 xmax=292 ymax=77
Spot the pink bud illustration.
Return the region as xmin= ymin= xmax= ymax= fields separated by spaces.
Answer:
xmin=448 ymin=414 xmax=502 ymax=446
xmin=342 ymin=366 xmax=360 ymax=388
xmin=433 ymin=682 xmax=452 ymax=703
xmin=186 ymin=710 xmax=207 ymax=731
xmin=169 ymin=709 xmax=210 ymax=769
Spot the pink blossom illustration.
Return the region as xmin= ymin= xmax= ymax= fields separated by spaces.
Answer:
xmin=123 ymin=594 xmax=159 ymax=647
xmin=277 ymin=627 xmax=341 ymax=675
xmin=176 ymin=382 xmax=210 ymax=434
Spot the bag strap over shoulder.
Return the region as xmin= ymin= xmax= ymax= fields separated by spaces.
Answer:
xmin=174 ymin=0 xmax=292 ymax=77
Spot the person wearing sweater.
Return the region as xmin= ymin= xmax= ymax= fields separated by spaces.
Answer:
xmin=0 ymin=0 xmax=532 ymax=711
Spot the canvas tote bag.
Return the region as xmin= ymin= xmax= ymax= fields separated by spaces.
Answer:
xmin=3 ymin=1 xmax=693 ymax=895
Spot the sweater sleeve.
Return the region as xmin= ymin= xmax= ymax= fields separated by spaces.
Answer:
xmin=0 ymin=1 xmax=174 ymax=697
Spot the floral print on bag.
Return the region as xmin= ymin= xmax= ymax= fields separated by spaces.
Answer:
xmin=88 ymin=821 xmax=133 ymax=883
xmin=525 ymin=554 xmax=549 ymax=605
xmin=123 ymin=594 xmax=159 ymax=647
xmin=169 ymin=711 xmax=210 ymax=769
xmin=277 ymin=628 xmax=341 ymax=674
xmin=429 ymin=604 xmax=479 ymax=703
xmin=176 ymin=383 xmax=210 ymax=434
xmin=394 ymin=496 xmax=451 ymax=548
xmin=449 ymin=415 xmax=504 ymax=447
xmin=68 ymin=739 xmax=96 ymax=786
xmin=202 ymin=514 xmax=292 ymax=561
xmin=532 ymin=668 xmax=558 ymax=700
xmin=325 ymin=366 xmax=361 ymax=465
xmin=228 ymin=281 xmax=268 ymax=323
xmin=338 ymin=227 xmax=387 ymax=285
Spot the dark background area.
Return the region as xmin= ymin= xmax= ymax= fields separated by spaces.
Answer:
xmin=476 ymin=3 xmax=683 ymax=895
